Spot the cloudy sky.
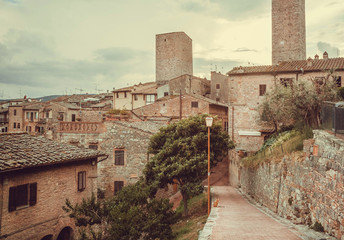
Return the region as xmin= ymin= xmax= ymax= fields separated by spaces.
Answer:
xmin=0 ymin=0 xmax=343 ymax=99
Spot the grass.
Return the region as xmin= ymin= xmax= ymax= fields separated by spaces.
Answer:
xmin=172 ymin=192 xmax=208 ymax=240
xmin=241 ymin=130 xmax=309 ymax=167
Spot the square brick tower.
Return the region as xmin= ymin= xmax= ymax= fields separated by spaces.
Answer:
xmin=156 ymin=32 xmax=193 ymax=85
xmin=272 ymin=0 xmax=306 ymax=65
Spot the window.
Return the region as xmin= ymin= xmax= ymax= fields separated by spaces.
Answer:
xmin=114 ymin=181 xmax=124 ymax=195
xmin=13 ymin=122 xmax=16 ymax=129
xmin=116 ymin=93 xmax=119 ymax=98
xmin=216 ymin=84 xmax=220 ymax=89
xmin=259 ymin=84 xmax=267 ymax=96
xmin=114 ymin=150 xmax=125 ymax=165
xmin=35 ymin=112 xmax=38 ymax=119
xmin=26 ymin=112 xmax=30 ymax=119
xmin=124 ymin=92 xmax=127 ymax=98
xmin=46 ymin=112 xmax=49 ymax=118
xmin=72 ymin=114 xmax=76 ymax=122
xmin=134 ymin=95 xmax=138 ymax=101
xmin=8 ymin=183 xmax=37 ymax=212
xmin=164 ymin=92 xmax=169 ymax=96
xmin=78 ymin=171 xmax=86 ymax=192
xmin=17 ymin=123 xmax=20 ymax=129
xmin=58 ymin=113 xmax=64 ymax=121
xmin=191 ymin=101 xmax=198 ymax=108
xmin=280 ymin=78 xmax=293 ymax=87
xmin=146 ymin=94 xmax=155 ymax=105
xmin=14 ymin=109 xmax=17 ymax=116
xmin=89 ymin=144 xmax=98 ymax=150
xmin=335 ymin=76 xmax=342 ymax=87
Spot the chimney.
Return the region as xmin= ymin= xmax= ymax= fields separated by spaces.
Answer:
xmin=314 ymin=54 xmax=319 ymax=60
xmin=307 ymin=57 xmax=313 ymax=67
xmin=323 ymin=51 xmax=328 ymax=60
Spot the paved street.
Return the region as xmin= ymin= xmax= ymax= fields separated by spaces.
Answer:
xmin=199 ymin=186 xmax=302 ymax=240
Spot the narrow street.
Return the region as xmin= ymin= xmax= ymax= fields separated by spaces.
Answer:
xmin=199 ymin=186 xmax=303 ymax=240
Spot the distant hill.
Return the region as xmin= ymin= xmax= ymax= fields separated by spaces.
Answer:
xmin=0 ymin=95 xmax=64 ymax=102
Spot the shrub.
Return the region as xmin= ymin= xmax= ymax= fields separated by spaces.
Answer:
xmin=338 ymin=87 xmax=344 ymax=100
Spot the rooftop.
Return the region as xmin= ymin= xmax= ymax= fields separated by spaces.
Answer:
xmin=0 ymin=132 xmax=105 ymax=172
xmin=227 ymin=57 xmax=344 ymax=75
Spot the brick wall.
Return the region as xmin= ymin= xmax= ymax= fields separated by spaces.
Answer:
xmin=0 ymin=159 xmax=97 ymax=240
xmin=229 ymin=130 xmax=344 ymax=239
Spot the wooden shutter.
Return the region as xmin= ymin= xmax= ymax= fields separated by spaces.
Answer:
xmin=29 ymin=183 xmax=37 ymax=206
xmin=259 ymin=85 xmax=266 ymax=96
xmin=115 ymin=150 xmax=124 ymax=165
xmin=78 ymin=171 xmax=86 ymax=191
xmin=8 ymin=187 xmax=16 ymax=212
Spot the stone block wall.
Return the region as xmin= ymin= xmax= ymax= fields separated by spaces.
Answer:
xmin=229 ymin=130 xmax=344 ymax=239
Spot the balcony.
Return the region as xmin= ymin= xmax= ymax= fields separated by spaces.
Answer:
xmin=58 ymin=122 xmax=105 ymax=133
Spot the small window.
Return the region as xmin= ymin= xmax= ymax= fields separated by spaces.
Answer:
xmin=259 ymin=84 xmax=267 ymax=96
xmin=335 ymin=76 xmax=342 ymax=87
xmin=13 ymin=122 xmax=16 ymax=128
xmin=72 ymin=114 xmax=76 ymax=122
xmin=26 ymin=112 xmax=30 ymax=119
xmin=114 ymin=150 xmax=125 ymax=165
xmin=280 ymin=78 xmax=293 ymax=87
xmin=46 ymin=112 xmax=49 ymax=118
xmin=8 ymin=183 xmax=37 ymax=212
xmin=124 ymin=92 xmax=127 ymax=98
xmin=35 ymin=112 xmax=38 ymax=119
xmin=216 ymin=84 xmax=220 ymax=89
xmin=134 ymin=95 xmax=138 ymax=101
xmin=191 ymin=101 xmax=198 ymax=108
xmin=17 ymin=123 xmax=20 ymax=129
xmin=114 ymin=181 xmax=124 ymax=195
xmin=164 ymin=92 xmax=169 ymax=96
xmin=146 ymin=95 xmax=155 ymax=105
xmin=78 ymin=171 xmax=86 ymax=192
xmin=89 ymin=144 xmax=98 ymax=150
xmin=116 ymin=93 xmax=119 ymax=98
xmin=14 ymin=109 xmax=17 ymax=116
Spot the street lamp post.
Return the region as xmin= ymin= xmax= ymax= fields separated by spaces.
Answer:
xmin=205 ymin=116 xmax=213 ymax=216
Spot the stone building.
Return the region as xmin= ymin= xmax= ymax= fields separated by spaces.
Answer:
xmin=272 ymin=0 xmax=306 ymax=65
xmin=212 ymin=54 xmax=344 ymax=152
xmin=57 ymin=119 xmax=167 ymax=198
xmin=0 ymin=132 xmax=105 ymax=240
xmin=156 ymin=32 xmax=193 ymax=85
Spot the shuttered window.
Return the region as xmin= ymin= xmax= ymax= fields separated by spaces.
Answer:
xmin=8 ymin=183 xmax=37 ymax=212
xmin=191 ymin=101 xmax=198 ymax=108
xmin=78 ymin=171 xmax=86 ymax=192
xmin=114 ymin=150 xmax=125 ymax=165
xmin=114 ymin=181 xmax=124 ymax=195
xmin=259 ymin=84 xmax=267 ymax=96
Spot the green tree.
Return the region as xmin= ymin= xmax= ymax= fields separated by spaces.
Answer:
xmin=261 ymin=75 xmax=339 ymax=130
xmin=144 ymin=114 xmax=233 ymax=216
xmin=63 ymin=181 xmax=178 ymax=240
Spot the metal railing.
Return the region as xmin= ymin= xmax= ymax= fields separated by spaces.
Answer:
xmin=321 ymin=101 xmax=344 ymax=134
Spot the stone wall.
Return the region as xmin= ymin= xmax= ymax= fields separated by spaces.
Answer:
xmin=229 ymin=130 xmax=344 ymax=239
xmin=156 ymin=32 xmax=193 ymax=84
xmin=272 ymin=0 xmax=306 ymax=64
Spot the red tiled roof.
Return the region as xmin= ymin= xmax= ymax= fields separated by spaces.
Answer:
xmin=227 ymin=57 xmax=344 ymax=75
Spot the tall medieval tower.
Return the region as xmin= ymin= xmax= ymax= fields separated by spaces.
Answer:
xmin=156 ymin=32 xmax=193 ymax=85
xmin=272 ymin=0 xmax=306 ymax=65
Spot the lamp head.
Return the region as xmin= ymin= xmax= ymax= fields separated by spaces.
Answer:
xmin=205 ymin=116 xmax=213 ymax=127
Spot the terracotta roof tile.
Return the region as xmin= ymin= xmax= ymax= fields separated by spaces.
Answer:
xmin=227 ymin=57 xmax=344 ymax=75
xmin=0 ymin=133 xmax=105 ymax=172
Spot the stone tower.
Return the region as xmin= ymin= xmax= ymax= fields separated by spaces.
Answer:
xmin=272 ymin=0 xmax=306 ymax=65
xmin=156 ymin=32 xmax=193 ymax=85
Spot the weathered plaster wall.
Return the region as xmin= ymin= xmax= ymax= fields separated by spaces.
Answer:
xmin=229 ymin=130 xmax=344 ymax=239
